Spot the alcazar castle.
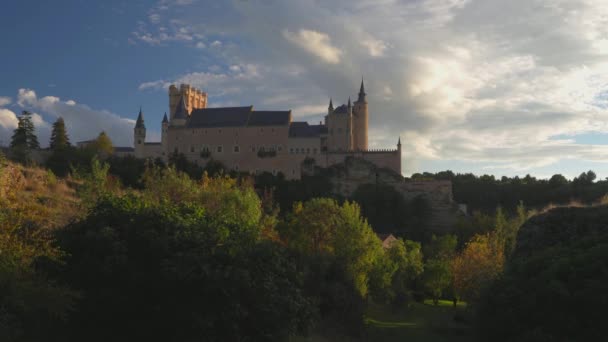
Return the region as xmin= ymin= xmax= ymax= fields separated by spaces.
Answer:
xmin=131 ymin=81 xmax=401 ymax=179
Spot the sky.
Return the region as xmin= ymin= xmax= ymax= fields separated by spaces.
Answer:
xmin=1 ymin=0 xmax=608 ymax=179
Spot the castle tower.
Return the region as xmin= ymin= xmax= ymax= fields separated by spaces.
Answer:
xmin=134 ymin=107 xmax=146 ymax=158
xmin=347 ymin=97 xmax=354 ymax=150
xmin=161 ymin=112 xmax=169 ymax=161
xmin=168 ymin=84 xmax=207 ymax=120
xmin=171 ymin=95 xmax=188 ymax=127
xmin=353 ymin=78 xmax=369 ymax=150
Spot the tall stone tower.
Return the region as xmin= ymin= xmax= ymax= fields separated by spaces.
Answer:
xmin=353 ymin=79 xmax=369 ymax=150
xmin=168 ymin=84 xmax=207 ymax=120
xmin=134 ymin=107 xmax=146 ymax=158
xmin=161 ymin=112 xmax=169 ymax=161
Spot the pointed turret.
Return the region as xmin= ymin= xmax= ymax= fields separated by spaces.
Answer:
xmin=357 ymin=78 xmax=367 ymax=103
xmin=397 ymin=136 xmax=401 ymax=147
xmin=347 ymin=97 xmax=351 ymax=108
xmin=135 ymin=106 xmax=145 ymax=129
xmin=162 ymin=112 xmax=168 ymax=124
xmin=174 ymin=95 xmax=188 ymax=119
xmin=328 ymin=98 xmax=334 ymax=111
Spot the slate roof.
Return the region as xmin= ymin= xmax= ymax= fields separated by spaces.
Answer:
xmin=289 ymin=122 xmax=327 ymax=138
xmin=174 ymin=96 xmax=188 ymax=120
xmin=135 ymin=108 xmax=145 ymax=128
xmin=186 ymin=107 xmax=291 ymax=128
xmin=188 ymin=106 xmax=252 ymax=127
xmin=333 ymin=104 xmax=348 ymax=114
xmin=249 ymin=110 xmax=291 ymax=126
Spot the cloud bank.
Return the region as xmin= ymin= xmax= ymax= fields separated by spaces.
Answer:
xmin=132 ymin=0 xmax=608 ymax=176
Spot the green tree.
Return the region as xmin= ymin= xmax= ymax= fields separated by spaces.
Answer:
xmin=423 ymin=259 xmax=452 ymax=305
xmin=282 ymin=198 xmax=384 ymax=297
xmin=9 ymin=111 xmax=39 ymax=163
xmin=53 ymin=194 xmax=314 ymax=342
xmin=49 ymin=117 xmax=70 ymax=150
xmin=87 ymin=131 xmax=113 ymax=157
xmin=388 ymin=239 xmax=424 ymax=305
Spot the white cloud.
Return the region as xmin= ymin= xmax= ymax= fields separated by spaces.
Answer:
xmin=15 ymin=88 xmax=136 ymax=147
xmin=135 ymin=0 xmax=608 ymax=176
xmin=0 ymin=108 xmax=18 ymax=130
xmin=0 ymin=97 xmax=11 ymax=107
xmin=361 ymin=38 xmax=388 ymax=57
xmin=283 ymin=29 xmax=342 ymax=64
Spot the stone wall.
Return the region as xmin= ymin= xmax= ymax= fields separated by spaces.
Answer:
xmin=316 ymin=157 xmax=459 ymax=233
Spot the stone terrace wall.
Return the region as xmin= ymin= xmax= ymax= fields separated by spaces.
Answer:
xmin=317 ymin=157 xmax=459 ymax=232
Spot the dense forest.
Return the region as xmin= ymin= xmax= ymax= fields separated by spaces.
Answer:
xmin=2 ymin=112 xmax=607 ymax=341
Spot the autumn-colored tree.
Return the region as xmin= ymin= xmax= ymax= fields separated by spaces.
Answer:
xmin=452 ymin=234 xmax=504 ymax=304
xmin=88 ymin=131 xmax=113 ymax=157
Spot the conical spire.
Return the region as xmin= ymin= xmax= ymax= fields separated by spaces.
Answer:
xmin=162 ymin=112 xmax=168 ymax=123
xmin=174 ymin=95 xmax=188 ymax=119
xmin=358 ymin=78 xmax=367 ymax=102
xmin=135 ymin=106 xmax=145 ymax=128
xmin=328 ymin=98 xmax=334 ymax=110
xmin=397 ymin=136 xmax=401 ymax=147
xmin=347 ymin=97 xmax=351 ymax=107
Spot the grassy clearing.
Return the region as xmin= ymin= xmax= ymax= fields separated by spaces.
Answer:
xmin=294 ymin=301 xmax=473 ymax=342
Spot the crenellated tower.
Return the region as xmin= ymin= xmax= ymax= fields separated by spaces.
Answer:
xmin=353 ymin=78 xmax=369 ymax=150
xmin=168 ymin=84 xmax=207 ymax=120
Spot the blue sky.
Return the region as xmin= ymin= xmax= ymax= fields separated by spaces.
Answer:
xmin=1 ymin=0 xmax=608 ymax=179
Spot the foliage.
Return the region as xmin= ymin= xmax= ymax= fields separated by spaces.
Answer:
xmin=106 ymin=155 xmax=149 ymax=189
xmin=477 ymin=206 xmax=608 ymax=341
xmin=52 ymin=194 xmax=314 ymax=341
xmin=451 ymin=234 xmax=504 ymax=304
xmin=387 ymin=239 xmax=425 ymax=305
xmin=87 ymin=131 xmax=113 ymax=157
xmin=412 ymin=169 xmax=608 ymax=213
xmin=0 ymin=162 xmax=76 ymax=341
xmin=49 ymin=117 xmax=70 ymax=150
xmin=9 ymin=111 xmax=40 ymax=164
xmin=422 ymin=258 xmax=452 ymax=305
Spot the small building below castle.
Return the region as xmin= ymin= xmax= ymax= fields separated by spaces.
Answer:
xmin=131 ymin=81 xmax=401 ymax=179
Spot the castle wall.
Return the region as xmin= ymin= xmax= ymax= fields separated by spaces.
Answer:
xmin=320 ymin=149 xmax=401 ymax=175
xmin=352 ymin=101 xmax=368 ymax=150
xmin=325 ymin=113 xmax=351 ymax=151
xmin=323 ymin=157 xmax=458 ymax=232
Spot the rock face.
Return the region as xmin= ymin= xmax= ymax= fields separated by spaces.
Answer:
xmin=313 ymin=157 xmax=459 ymax=232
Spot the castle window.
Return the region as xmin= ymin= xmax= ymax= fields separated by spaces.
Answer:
xmin=292 ymin=169 xmax=295 ymax=175
xmin=234 ymin=164 xmax=239 ymax=171
xmin=233 ymin=145 xmax=240 ymax=153
xmin=190 ymin=146 xmax=195 ymax=153
xmin=217 ymin=145 xmax=223 ymax=153
xmin=295 ymin=148 xmax=299 ymax=154
xmin=218 ymin=129 xmax=222 ymax=134
xmin=271 ymin=128 xmax=275 ymax=133
xmin=278 ymin=145 xmax=283 ymax=152
xmin=201 ymin=145 xmax=210 ymax=152
xmin=272 ymin=169 xmax=277 ymax=176
xmin=290 ymin=148 xmax=294 ymax=154
xmin=306 ymin=148 xmax=310 ymax=154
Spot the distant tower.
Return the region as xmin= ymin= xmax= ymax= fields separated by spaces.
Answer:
xmin=328 ymin=98 xmax=334 ymax=115
xmin=347 ymin=97 xmax=354 ymax=150
xmin=134 ymin=107 xmax=146 ymax=158
xmin=161 ymin=112 xmax=169 ymax=161
xmin=168 ymin=84 xmax=207 ymax=119
xmin=171 ymin=95 xmax=188 ymax=127
xmin=353 ymin=78 xmax=369 ymax=150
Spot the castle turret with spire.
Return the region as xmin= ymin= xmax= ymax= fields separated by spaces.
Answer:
xmin=134 ymin=106 xmax=146 ymax=158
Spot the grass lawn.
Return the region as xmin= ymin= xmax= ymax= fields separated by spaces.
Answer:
xmin=294 ymin=300 xmax=473 ymax=342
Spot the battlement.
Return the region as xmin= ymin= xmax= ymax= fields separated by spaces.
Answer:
xmin=168 ymin=84 xmax=207 ymax=119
